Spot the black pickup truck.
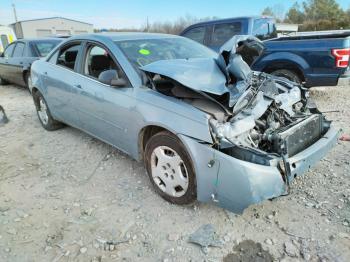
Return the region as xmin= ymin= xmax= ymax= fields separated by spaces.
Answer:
xmin=180 ymin=16 xmax=350 ymax=87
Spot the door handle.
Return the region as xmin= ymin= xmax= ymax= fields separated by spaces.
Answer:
xmin=74 ymin=84 xmax=82 ymax=89
xmin=19 ymin=62 xmax=23 ymax=65
xmin=44 ymin=72 xmax=47 ymax=75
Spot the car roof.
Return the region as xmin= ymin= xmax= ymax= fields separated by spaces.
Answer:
xmin=14 ymin=38 xmax=63 ymax=43
xmin=67 ymin=32 xmax=180 ymax=42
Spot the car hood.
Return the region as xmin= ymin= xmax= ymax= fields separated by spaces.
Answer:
xmin=140 ymin=58 xmax=229 ymax=96
xmin=140 ymin=35 xmax=265 ymax=107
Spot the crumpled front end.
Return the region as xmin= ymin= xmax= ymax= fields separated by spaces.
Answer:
xmin=179 ymin=124 xmax=338 ymax=214
xmin=140 ymin=35 xmax=338 ymax=213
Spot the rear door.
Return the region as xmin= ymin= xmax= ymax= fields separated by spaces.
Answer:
xmin=9 ymin=41 xmax=26 ymax=86
xmin=43 ymin=41 xmax=83 ymax=125
xmin=0 ymin=43 xmax=16 ymax=82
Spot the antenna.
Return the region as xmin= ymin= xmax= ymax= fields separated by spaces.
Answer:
xmin=12 ymin=3 xmax=18 ymax=23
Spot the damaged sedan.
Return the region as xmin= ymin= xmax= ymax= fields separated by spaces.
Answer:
xmin=29 ymin=33 xmax=338 ymax=213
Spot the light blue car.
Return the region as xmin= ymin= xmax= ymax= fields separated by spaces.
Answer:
xmin=30 ymin=33 xmax=338 ymax=213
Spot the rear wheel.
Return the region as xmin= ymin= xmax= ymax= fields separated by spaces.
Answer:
xmin=270 ymin=69 xmax=301 ymax=84
xmin=24 ymin=72 xmax=31 ymax=92
xmin=33 ymin=91 xmax=63 ymax=131
xmin=144 ymin=131 xmax=197 ymax=205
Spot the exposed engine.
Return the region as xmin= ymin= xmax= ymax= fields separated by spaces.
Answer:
xmin=209 ymin=73 xmax=331 ymax=160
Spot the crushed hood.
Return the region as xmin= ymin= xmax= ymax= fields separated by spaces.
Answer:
xmin=141 ymin=58 xmax=228 ymax=96
xmin=140 ymin=35 xmax=265 ymax=107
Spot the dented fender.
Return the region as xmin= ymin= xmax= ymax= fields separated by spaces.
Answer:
xmin=178 ymin=124 xmax=338 ymax=213
xmin=178 ymin=134 xmax=286 ymax=213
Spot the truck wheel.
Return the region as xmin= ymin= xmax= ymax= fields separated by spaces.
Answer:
xmin=0 ymin=77 xmax=9 ymax=85
xmin=271 ymin=69 xmax=301 ymax=84
xmin=33 ymin=90 xmax=63 ymax=131
xmin=144 ymin=131 xmax=197 ymax=205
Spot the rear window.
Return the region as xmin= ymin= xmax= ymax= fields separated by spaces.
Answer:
xmin=182 ymin=27 xmax=206 ymax=44
xmin=211 ymin=22 xmax=242 ymax=46
xmin=33 ymin=40 xmax=61 ymax=57
xmin=253 ymin=19 xmax=270 ymax=40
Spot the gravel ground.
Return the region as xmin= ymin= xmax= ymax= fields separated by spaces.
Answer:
xmin=0 ymin=84 xmax=349 ymax=262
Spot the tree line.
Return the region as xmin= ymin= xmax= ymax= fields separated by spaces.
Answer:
xmin=95 ymin=0 xmax=349 ymax=33
xmin=263 ymin=0 xmax=350 ymax=31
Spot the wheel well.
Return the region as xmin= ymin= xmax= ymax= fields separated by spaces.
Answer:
xmin=31 ymin=87 xmax=39 ymax=95
xmin=22 ymin=70 xmax=29 ymax=83
xmin=264 ymin=63 xmax=305 ymax=82
xmin=138 ymin=125 xmax=169 ymax=160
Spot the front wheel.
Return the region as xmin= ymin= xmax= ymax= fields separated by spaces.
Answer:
xmin=144 ymin=131 xmax=197 ymax=205
xmin=33 ymin=91 xmax=63 ymax=131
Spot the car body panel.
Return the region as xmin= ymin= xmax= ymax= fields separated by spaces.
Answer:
xmin=141 ymin=58 xmax=228 ymax=95
xmin=179 ymin=126 xmax=338 ymax=213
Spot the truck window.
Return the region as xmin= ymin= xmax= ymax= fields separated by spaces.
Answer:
xmin=253 ymin=19 xmax=269 ymax=40
xmin=182 ymin=27 xmax=206 ymax=44
xmin=211 ymin=23 xmax=242 ymax=46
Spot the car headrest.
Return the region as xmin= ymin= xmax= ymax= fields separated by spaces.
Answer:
xmin=65 ymin=51 xmax=78 ymax=63
xmin=91 ymin=55 xmax=110 ymax=71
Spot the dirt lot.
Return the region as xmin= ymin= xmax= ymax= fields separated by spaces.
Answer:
xmin=0 ymin=84 xmax=349 ymax=262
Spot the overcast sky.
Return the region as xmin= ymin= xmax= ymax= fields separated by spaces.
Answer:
xmin=1 ymin=0 xmax=349 ymax=28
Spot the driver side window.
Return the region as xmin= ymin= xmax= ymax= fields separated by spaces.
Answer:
xmin=84 ymin=45 xmax=119 ymax=79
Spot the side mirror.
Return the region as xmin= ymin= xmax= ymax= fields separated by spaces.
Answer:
xmin=0 ymin=52 xmax=4 ymax=58
xmin=111 ymin=78 xmax=128 ymax=87
xmin=98 ymin=69 xmax=127 ymax=87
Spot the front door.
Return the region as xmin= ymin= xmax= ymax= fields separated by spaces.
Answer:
xmin=73 ymin=43 xmax=135 ymax=152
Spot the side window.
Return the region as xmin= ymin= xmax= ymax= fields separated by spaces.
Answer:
xmin=4 ymin=43 xmax=15 ymax=58
xmin=253 ymin=19 xmax=269 ymax=40
xmin=1 ymin=35 xmax=9 ymax=49
xmin=48 ymin=50 xmax=59 ymax=64
xmin=211 ymin=23 xmax=242 ymax=46
xmin=182 ymin=27 xmax=206 ymax=44
xmin=12 ymin=42 xmax=25 ymax=57
xmin=83 ymin=44 xmax=120 ymax=80
xmin=57 ymin=44 xmax=81 ymax=70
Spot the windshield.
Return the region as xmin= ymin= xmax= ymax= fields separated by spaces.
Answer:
xmin=115 ymin=37 xmax=217 ymax=67
xmin=33 ymin=40 xmax=61 ymax=57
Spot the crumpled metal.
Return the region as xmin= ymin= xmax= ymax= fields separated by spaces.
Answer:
xmin=141 ymin=35 xmax=265 ymax=108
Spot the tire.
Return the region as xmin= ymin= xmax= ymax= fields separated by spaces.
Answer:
xmin=0 ymin=77 xmax=9 ymax=85
xmin=24 ymin=72 xmax=31 ymax=92
xmin=144 ymin=131 xmax=197 ymax=205
xmin=33 ymin=91 xmax=63 ymax=131
xmin=270 ymin=69 xmax=301 ymax=84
